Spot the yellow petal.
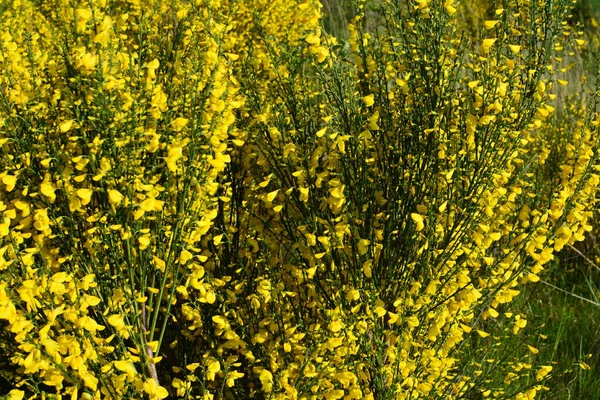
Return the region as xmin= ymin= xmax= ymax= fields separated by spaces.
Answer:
xmin=265 ymin=190 xmax=279 ymax=202
xmin=536 ymin=365 xmax=552 ymax=381
xmin=114 ymin=360 xmax=137 ymax=377
xmin=82 ymin=295 xmax=101 ymax=307
xmin=76 ymin=188 xmax=93 ymax=205
xmin=139 ymin=236 xmax=151 ymax=249
xmin=212 ymin=315 xmax=228 ymax=330
xmin=579 ymin=362 xmax=591 ymax=370
xmin=509 ymin=45 xmax=521 ymax=54
xmin=107 ymin=314 xmax=125 ymax=329
xmin=179 ymin=250 xmax=193 ymax=265
xmin=208 ymin=359 xmax=221 ymax=374
xmin=59 ymin=120 xmax=75 ymax=133
xmin=481 ymin=38 xmax=497 ymax=53
xmin=363 ymin=260 xmax=373 ymax=278
xmin=444 ymin=0 xmax=457 ymax=15
xmin=40 ymin=182 xmax=56 ymax=200
xmin=140 ymin=197 xmax=158 ymax=212
xmin=81 ymin=53 xmax=97 ymax=69
xmin=7 ymin=389 xmax=25 ymax=400
xmin=147 ymin=59 xmax=160 ymax=70
xmin=527 ymin=345 xmax=539 ymax=354
xmin=328 ymin=320 xmax=345 ymax=333
xmin=305 ymin=33 xmax=320 ymax=44
xmin=143 ymin=378 xmax=169 ymax=399
xmin=259 ymin=369 xmax=273 ymax=393
xmin=108 ymin=189 xmax=124 ymax=206
xmin=483 ymin=20 xmax=499 ymax=29
xmin=2 ymin=175 xmax=16 ymax=192
xmin=411 ymin=213 xmax=425 ymax=231
xmin=171 ymin=117 xmax=189 ymax=131
xmin=476 ymin=330 xmax=490 ymax=338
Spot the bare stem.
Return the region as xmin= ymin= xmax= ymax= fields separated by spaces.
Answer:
xmin=142 ymin=304 xmax=159 ymax=384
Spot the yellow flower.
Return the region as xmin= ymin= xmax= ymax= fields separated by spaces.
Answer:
xmin=363 ymin=259 xmax=373 ymax=278
xmin=179 ymin=250 xmax=193 ymax=265
xmin=172 ymin=378 xmax=191 ymax=396
xmin=483 ymin=20 xmax=499 ymax=29
xmin=81 ymin=53 xmax=97 ymax=70
xmin=80 ymin=295 xmax=101 ymax=309
xmin=139 ymin=197 xmax=164 ymax=212
xmin=527 ymin=345 xmax=539 ymax=354
xmin=509 ymin=45 xmax=521 ymax=54
xmin=444 ymin=0 xmax=457 ymax=15
xmin=205 ymin=358 xmax=221 ymax=381
xmin=40 ymin=182 xmax=56 ymax=202
xmin=171 ymin=117 xmax=189 ymax=131
xmin=107 ymin=314 xmax=126 ymax=330
xmin=513 ymin=315 xmax=527 ymax=334
xmin=147 ymin=58 xmax=160 ymax=70
xmin=428 ymin=325 xmax=441 ymax=341
xmin=212 ymin=315 xmax=229 ymax=330
xmin=476 ymin=330 xmax=490 ymax=338
xmin=75 ymin=8 xmax=92 ymax=31
xmin=264 ymin=189 xmax=279 ymax=203
xmin=1 ymin=175 xmax=16 ymax=192
xmin=485 ymin=307 xmax=499 ymax=319
xmin=143 ymin=378 xmax=169 ymax=399
xmin=324 ymin=390 xmax=345 ymax=400
xmin=226 ymin=371 xmax=245 ymax=387
xmin=80 ymin=371 xmax=98 ymax=391
xmin=481 ymin=38 xmax=497 ymax=54
xmin=407 ymin=315 xmax=419 ymax=328
xmin=59 ymin=120 xmax=75 ymax=133
xmin=76 ymin=188 xmax=94 ymax=205
xmin=305 ymin=32 xmax=320 ymax=44
xmin=411 ymin=213 xmax=425 ymax=231
xmin=114 ymin=360 xmax=137 ymax=380
xmin=93 ymin=29 xmax=111 ymax=47
xmin=139 ymin=236 xmax=151 ymax=250
xmin=579 ymin=362 xmax=591 ymax=370
xmin=166 ymin=144 xmax=184 ymax=172
xmin=536 ymin=365 xmax=552 ymax=381
xmin=208 ymin=152 xmax=231 ymax=170
xmin=108 ymin=189 xmax=124 ymax=206
xmin=7 ymin=389 xmax=24 ymax=400
xmin=258 ymin=369 xmax=273 ymax=393
xmin=328 ymin=320 xmax=345 ymax=333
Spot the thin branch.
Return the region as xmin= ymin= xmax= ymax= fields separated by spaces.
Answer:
xmin=567 ymin=243 xmax=600 ymax=273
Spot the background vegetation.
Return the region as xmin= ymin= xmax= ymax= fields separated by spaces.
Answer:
xmin=1 ymin=0 xmax=600 ymax=399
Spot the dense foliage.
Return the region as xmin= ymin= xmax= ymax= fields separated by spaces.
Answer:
xmin=0 ymin=0 xmax=599 ymax=399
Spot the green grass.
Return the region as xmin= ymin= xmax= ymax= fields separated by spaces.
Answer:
xmin=468 ymin=243 xmax=600 ymax=399
xmin=532 ymin=244 xmax=600 ymax=399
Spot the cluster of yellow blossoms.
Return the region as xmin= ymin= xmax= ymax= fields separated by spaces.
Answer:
xmin=0 ymin=0 xmax=598 ymax=399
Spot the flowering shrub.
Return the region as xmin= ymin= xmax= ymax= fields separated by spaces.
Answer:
xmin=0 ymin=0 xmax=599 ymax=399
